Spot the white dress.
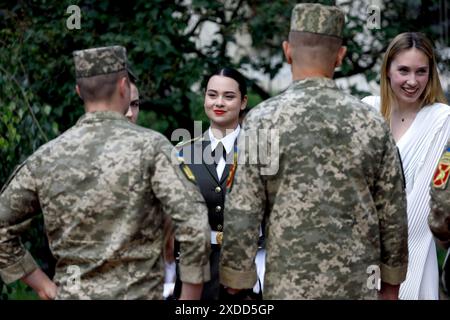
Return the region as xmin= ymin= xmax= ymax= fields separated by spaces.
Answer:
xmin=362 ymin=96 xmax=450 ymax=300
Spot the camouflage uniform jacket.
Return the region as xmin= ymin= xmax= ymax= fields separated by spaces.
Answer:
xmin=0 ymin=111 xmax=210 ymax=299
xmin=429 ymin=139 xmax=450 ymax=242
xmin=219 ymin=77 xmax=408 ymax=299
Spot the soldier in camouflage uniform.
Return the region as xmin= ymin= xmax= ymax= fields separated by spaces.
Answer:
xmin=0 ymin=46 xmax=210 ymax=299
xmin=429 ymin=140 xmax=450 ymax=293
xmin=219 ymin=3 xmax=409 ymax=299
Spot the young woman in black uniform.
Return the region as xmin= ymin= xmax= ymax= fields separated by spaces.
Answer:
xmin=173 ymin=67 xmax=262 ymax=300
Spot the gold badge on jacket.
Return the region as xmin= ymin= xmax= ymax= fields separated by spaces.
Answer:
xmin=216 ymin=231 xmax=223 ymax=245
xmin=433 ymin=149 xmax=450 ymax=190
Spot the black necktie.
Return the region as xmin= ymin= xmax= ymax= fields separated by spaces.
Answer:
xmin=213 ymin=142 xmax=224 ymax=167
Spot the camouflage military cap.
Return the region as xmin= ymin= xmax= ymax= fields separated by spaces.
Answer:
xmin=73 ymin=45 xmax=133 ymax=78
xmin=290 ymin=3 xmax=345 ymax=38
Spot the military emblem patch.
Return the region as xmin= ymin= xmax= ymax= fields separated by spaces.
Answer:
xmin=176 ymin=147 xmax=196 ymax=184
xmin=433 ymin=149 xmax=450 ymax=189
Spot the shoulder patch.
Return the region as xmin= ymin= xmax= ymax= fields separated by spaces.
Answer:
xmin=433 ymin=147 xmax=450 ymax=190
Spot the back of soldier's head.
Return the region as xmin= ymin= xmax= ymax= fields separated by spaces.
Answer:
xmin=288 ymin=3 xmax=345 ymax=65
xmin=73 ymin=46 xmax=130 ymax=103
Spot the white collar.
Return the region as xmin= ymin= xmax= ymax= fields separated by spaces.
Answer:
xmin=208 ymin=125 xmax=240 ymax=154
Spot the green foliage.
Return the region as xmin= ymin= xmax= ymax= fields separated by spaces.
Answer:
xmin=0 ymin=0 xmax=448 ymax=299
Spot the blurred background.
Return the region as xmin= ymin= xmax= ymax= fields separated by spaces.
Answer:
xmin=0 ymin=0 xmax=449 ymax=299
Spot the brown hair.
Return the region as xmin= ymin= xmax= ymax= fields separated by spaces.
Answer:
xmin=380 ymin=32 xmax=448 ymax=121
xmin=288 ymin=31 xmax=343 ymax=65
xmin=77 ymin=70 xmax=129 ymax=103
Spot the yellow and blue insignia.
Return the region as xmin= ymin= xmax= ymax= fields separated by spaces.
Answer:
xmin=226 ymin=144 xmax=238 ymax=192
xmin=181 ymin=163 xmax=196 ymax=183
xmin=176 ymin=137 xmax=203 ymax=184
xmin=433 ymin=147 xmax=450 ymax=190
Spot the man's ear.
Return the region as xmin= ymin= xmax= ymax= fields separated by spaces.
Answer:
xmin=75 ymin=84 xmax=82 ymax=99
xmin=335 ymin=46 xmax=347 ymax=68
xmin=282 ymin=40 xmax=293 ymax=65
xmin=118 ymin=77 xmax=130 ymax=98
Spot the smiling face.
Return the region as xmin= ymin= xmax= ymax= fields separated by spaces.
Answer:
xmin=204 ymin=75 xmax=247 ymax=131
xmin=388 ymin=48 xmax=430 ymax=109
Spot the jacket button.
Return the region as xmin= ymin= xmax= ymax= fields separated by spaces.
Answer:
xmin=215 ymin=186 xmax=221 ymax=193
xmin=215 ymin=206 xmax=222 ymax=213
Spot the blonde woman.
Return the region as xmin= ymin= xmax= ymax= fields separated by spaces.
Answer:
xmin=363 ymin=32 xmax=450 ymax=299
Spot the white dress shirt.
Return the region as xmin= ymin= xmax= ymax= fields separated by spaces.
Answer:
xmin=208 ymin=126 xmax=240 ymax=180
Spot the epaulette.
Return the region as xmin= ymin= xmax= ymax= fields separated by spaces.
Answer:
xmin=176 ymin=136 xmax=203 ymax=185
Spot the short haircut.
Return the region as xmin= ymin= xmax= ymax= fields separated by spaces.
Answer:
xmin=204 ymin=67 xmax=247 ymax=100
xmin=77 ymin=70 xmax=128 ymax=103
xmin=288 ymin=31 xmax=342 ymax=63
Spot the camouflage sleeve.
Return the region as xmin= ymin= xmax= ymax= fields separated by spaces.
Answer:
xmin=374 ymin=134 xmax=408 ymax=285
xmin=428 ymin=142 xmax=450 ymax=243
xmin=429 ymin=187 xmax=450 ymax=243
xmin=219 ymin=131 xmax=265 ymax=289
xmin=0 ymin=162 xmax=40 ymax=284
xmin=151 ymin=138 xmax=210 ymax=284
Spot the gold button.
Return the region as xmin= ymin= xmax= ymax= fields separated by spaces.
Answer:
xmin=217 ymin=224 xmax=223 ymax=231
xmin=215 ymin=186 xmax=221 ymax=193
xmin=215 ymin=206 xmax=222 ymax=213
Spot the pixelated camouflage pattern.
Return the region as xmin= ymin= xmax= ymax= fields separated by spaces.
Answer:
xmin=0 ymin=111 xmax=210 ymax=299
xmin=73 ymin=46 xmax=127 ymax=78
xmin=290 ymin=3 xmax=345 ymax=38
xmin=429 ymin=139 xmax=450 ymax=241
xmin=219 ymin=77 xmax=408 ymax=299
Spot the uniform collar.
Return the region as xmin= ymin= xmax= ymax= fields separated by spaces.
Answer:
xmin=76 ymin=110 xmax=128 ymax=124
xmin=208 ymin=125 xmax=240 ymax=154
xmin=289 ymin=77 xmax=337 ymax=91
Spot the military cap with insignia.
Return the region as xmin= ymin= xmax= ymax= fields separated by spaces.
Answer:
xmin=73 ymin=45 xmax=138 ymax=81
xmin=290 ymin=3 xmax=345 ymax=38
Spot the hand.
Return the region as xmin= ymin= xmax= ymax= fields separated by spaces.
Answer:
xmin=21 ymin=268 xmax=58 ymax=300
xmin=378 ymin=282 xmax=399 ymax=300
xmin=179 ymin=282 xmax=203 ymax=300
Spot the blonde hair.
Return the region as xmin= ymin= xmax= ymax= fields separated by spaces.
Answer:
xmin=380 ymin=32 xmax=448 ymax=121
